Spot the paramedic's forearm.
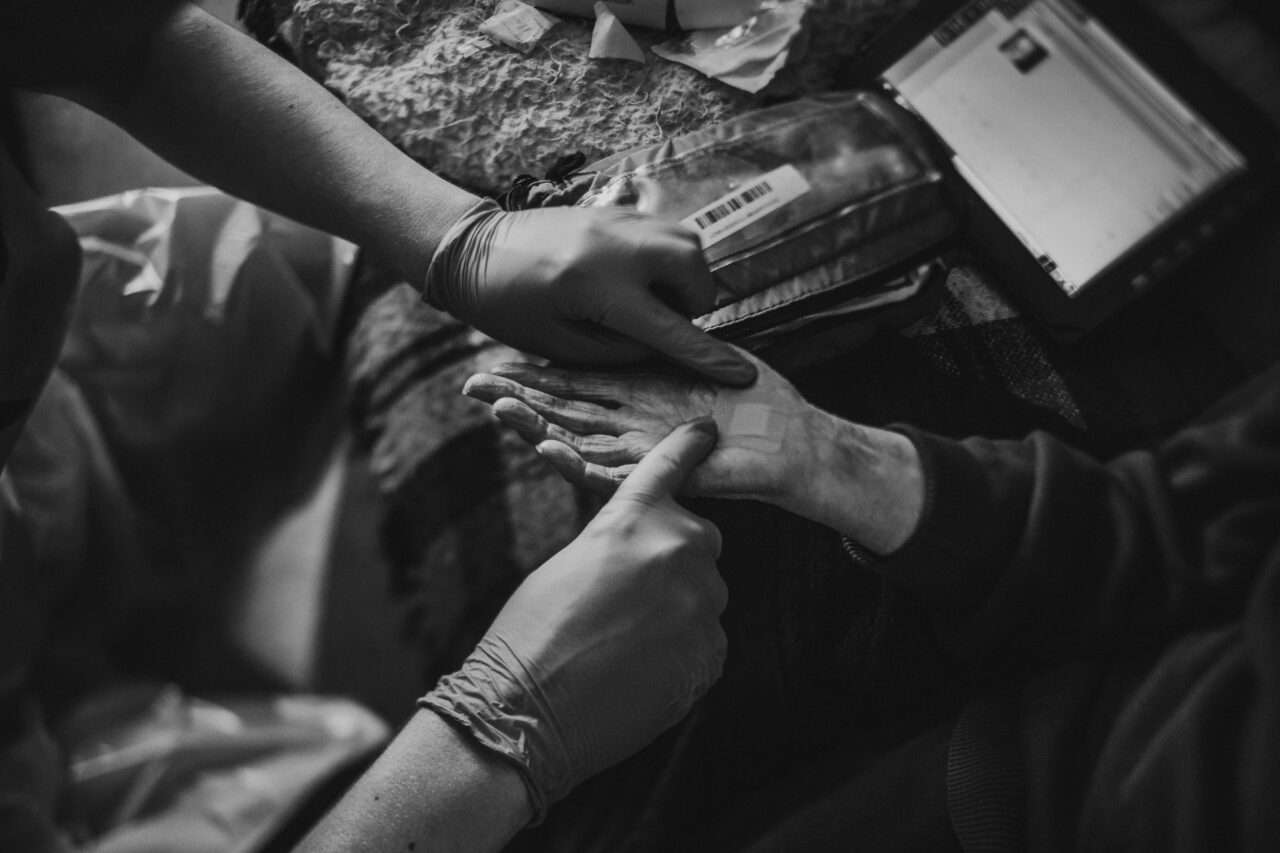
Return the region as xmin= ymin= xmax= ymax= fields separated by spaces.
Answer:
xmin=784 ymin=410 xmax=925 ymax=555
xmin=54 ymin=3 xmax=477 ymax=284
xmin=295 ymin=709 xmax=531 ymax=853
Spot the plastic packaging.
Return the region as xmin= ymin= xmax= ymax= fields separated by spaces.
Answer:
xmin=674 ymin=0 xmax=764 ymax=29
xmin=62 ymin=683 xmax=388 ymax=852
xmin=32 ymin=190 xmax=374 ymax=851
xmin=652 ymin=0 xmax=809 ymax=93
xmin=516 ymin=92 xmax=961 ymax=364
xmin=480 ymin=0 xmax=560 ymax=52
xmin=54 ymin=187 xmax=355 ymax=533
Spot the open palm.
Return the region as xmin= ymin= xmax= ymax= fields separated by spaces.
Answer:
xmin=462 ymin=350 xmax=814 ymax=502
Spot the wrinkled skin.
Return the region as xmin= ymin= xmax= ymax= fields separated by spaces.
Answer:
xmin=462 ymin=348 xmax=817 ymax=503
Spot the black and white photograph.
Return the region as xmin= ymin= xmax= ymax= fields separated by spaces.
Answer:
xmin=2 ymin=0 xmax=1280 ymax=851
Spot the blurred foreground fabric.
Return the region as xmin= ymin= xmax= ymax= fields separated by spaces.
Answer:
xmin=0 ymin=187 xmax=381 ymax=852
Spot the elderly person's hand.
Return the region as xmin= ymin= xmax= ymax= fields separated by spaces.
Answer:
xmin=425 ymin=204 xmax=758 ymax=387
xmin=463 ymin=346 xmax=926 ymax=554
xmin=463 ymin=348 xmax=813 ymax=503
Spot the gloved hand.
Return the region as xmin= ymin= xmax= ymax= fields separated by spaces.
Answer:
xmin=420 ymin=417 xmax=728 ymax=822
xmin=423 ymin=201 xmax=758 ymax=386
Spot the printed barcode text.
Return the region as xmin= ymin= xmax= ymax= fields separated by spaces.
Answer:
xmin=694 ymin=180 xmax=774 ymax=229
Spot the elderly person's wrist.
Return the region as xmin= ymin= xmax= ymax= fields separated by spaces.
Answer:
xmin=782 ymin=408 xmax=924 ymax=554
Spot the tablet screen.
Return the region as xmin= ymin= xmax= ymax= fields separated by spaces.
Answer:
xmin=882 ymin=0 xmax=1246 ymax=295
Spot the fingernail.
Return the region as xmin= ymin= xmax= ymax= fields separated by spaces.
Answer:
xmin=686 ymin=416 xmax=719 ymax=439
xmin=727 ymin=361 xmax=758 ymax=386
xmin=708 ymin=355 xmax=756 ymax=387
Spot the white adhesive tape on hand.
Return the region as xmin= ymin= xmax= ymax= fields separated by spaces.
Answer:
xmin=711 ymin=398 xmax=787 ymax=454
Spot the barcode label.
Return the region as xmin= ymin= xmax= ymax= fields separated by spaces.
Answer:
xmin=681 ymin=165 xmax=811 ymax=247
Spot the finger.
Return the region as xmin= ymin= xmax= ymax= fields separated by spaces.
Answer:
xmin=685 ymin=619 xmax=728 ymax=702
xmin=493 ymin=398 xmax=640 ymax=466
xmin=536 ymin=440 xmax=631 ymax=496
xmin=710 ymin=572 xmax=728 ymax=615
xmin=491 ymin=396 xmax=553 ymax=443
xmin=488 ymin=362 xmax=641 ymax=405
xmin=463 ymin=374 xmax=622 ymax=434
xmin=612 ymin=417 xmax=718 ymax=505
xmin=630 ymin=225 xmax=718 ymax=317
xmin=702 ymin=564 xmax=728 ymax=616
xmin=691 ymin=513 xmax=723 ymax=562
xmin=595 ymin=296 xmax=758 ymax=388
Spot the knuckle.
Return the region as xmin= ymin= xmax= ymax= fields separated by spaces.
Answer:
xmin=585 ymin=508 xmax=640 ymax=542
xmin=648 ymin=531 xmax=697 ymax=566
xmin=667 ymin=571 xmax=721 ymax=619
xmin=676 ymin=234 xmax=708 ymax=266
xmin=697 ymin=518 xmax=723 ymax=557
xmin=710 ymin=575 xmax=729 ymax=615
xmin=691 ymin=634 xmax=727 ymax=695
xmin=650 ymin=455 xmax=685 ymax=484
xmin=709 ymin=623 xmax=728 ymax=666
xmin=539 ymin=242 xmax=578 ymax=283
xmin=670 ymin=584 xmax=704 ymax=618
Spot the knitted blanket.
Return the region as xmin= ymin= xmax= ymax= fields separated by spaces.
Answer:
xmin=242 ymin=0 xmax=912 ymax=193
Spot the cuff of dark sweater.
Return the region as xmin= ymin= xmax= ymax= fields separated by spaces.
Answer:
xmin=841 ymin=426 xmax=1004 ymax=613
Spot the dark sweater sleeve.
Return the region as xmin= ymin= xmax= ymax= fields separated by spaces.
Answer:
xmin=857 ymin=364 xmax=1280 ymax=672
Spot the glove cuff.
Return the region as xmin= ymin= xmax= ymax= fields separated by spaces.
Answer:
xmin=421 ymin=198 xmax=503 ymax=311
xmin=418 ymin=635 xmax=572 ymax=825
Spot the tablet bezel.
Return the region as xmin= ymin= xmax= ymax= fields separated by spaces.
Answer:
xmin=838 ymin=0 xmax=1280 ymax=341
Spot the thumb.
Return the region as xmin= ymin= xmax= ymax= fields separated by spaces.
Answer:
xmin=612 ymin=417 xmax=719 ymax=505
xmin=596 ymin=295 xmax=759 ymax=387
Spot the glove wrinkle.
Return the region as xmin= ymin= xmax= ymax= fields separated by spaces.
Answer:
xmin=420 ymin=200 xmax=756 ymax=383
xmin=422 ymin=198 xmax=502 ymax=311
xmin=421 ymin=419 xmax=729 ymax=824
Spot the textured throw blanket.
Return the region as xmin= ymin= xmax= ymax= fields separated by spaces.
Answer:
xmin=242 ymin=0 xmax=911 ymax=192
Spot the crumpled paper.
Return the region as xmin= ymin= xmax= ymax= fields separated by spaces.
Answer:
xmin=652 ymin=0 xmax=809 ymax=93
xmin=590 ymin=2 xmax=647 ymax=62
xmin=481 ymin=0 xmax=560 ymax=53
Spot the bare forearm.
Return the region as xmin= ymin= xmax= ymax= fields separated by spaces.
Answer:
xmin=54 ymin=4 xmax=477 ymax=283
xmin=781 ymin=409 xmax=924 ymax=554
xmin=296 ymin=710 xmax=531 ymax=853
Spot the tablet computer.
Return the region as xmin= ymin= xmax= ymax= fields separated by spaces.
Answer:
xmin=840 ymin=0 xmax=1280 ymax=340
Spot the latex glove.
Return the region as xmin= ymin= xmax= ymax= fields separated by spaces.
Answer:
xmin=462 ymin=347 xmax=815 ymax=505
xmin=423 ymin=201 xmax=757 ymax=386
xmin=420 ymin=418 xmax=728 ymax=822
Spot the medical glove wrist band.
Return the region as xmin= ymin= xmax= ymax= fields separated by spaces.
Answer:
xmin=418 ymin=634 xmax=575 ymax=826
xmin=421 ymin=198 xmax=503 ymax=311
